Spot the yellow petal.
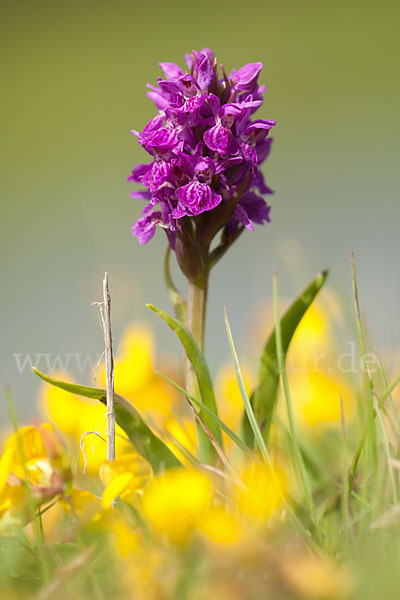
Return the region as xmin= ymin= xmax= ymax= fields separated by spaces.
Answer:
xmin=236 ymin=461 xmax=286 ymax=521
xmin=199 ymin=505 xmax=241 ymax=546
xmin=102 ymin=472 xmax=134 ymax=509
xmin=142 ymin=468 xmax=213 ymax=545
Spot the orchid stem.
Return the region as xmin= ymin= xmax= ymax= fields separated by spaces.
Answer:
xmin=185 ymin=268 xmax=209 ymax=399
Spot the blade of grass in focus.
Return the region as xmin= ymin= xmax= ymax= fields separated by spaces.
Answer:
xmin=223 ymin=307 xmax=271 ymax=466
xmin=272 ymin=270 xmax=321 ymax=539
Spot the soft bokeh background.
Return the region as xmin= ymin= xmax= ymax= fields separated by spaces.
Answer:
xmin=1 ymin=0 xmax=399 ymax=424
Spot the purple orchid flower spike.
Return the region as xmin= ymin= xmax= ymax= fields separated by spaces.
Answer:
xmin=128 ymin=49 xmax=277 ymax=418
xmin=128 ymin=49 xmax=275 ymax=282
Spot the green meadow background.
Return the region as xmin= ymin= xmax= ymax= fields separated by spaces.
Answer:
xmin=1 ymin=0 xmax=399 ymax=424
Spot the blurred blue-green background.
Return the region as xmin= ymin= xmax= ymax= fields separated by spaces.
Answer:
xmin=1 ymin=0 xmax=399 ymax=424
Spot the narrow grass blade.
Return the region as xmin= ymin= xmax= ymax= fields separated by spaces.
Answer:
xmin=379 ymin=371 xmax=400 ymax=407
xmin=32 ymin=368 xmax=181 ymax=472
xmin=223 ymin=307 xmax=270 ymax=465
xmin=351 ymin=253 xmax=377 ymax=472
xmin=251 ymin=269 xmax=328 ymax=444
xmin=272 ymin=271 xmax=320 ymax=536
xmin=188 ymin=400 xmax=240 ymax=480
xmin=375 ymin=348 xmax=400 ymax=434
xmin=340 ymin=395 xmax=350 ymax=549
xmin=157 ymin=371 xmax=253 ymax=458
xmin=147 ymin=304 xmax=222 ymax=463
xmin=373 ymin=395 xmax=398 ymax=504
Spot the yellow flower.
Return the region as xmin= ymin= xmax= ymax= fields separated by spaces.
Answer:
xmin=109 ymin=513 xmax=141 ymax=558
xmin=235 ymin=460 xmax=286 ymax=521
xmin=1 ymin=424 xmax=71 ymax=493
xmin=141 ymin=468 xmax=213 ymax=545
xmin=289 ymin=303 xmax=332 ymax=363
xmin=100 ymin=453 xmax=153 ymax=508
xmin=109 ymin=323 xmax=154 ymax=396
xmin=39 ymin=372 xmax=85 ymax=437
xmin=199 ymin=505 xmax=241 ymax=546
xmin=289 ymin=370 xmax=354 ymax=429
xmin=60 ymin=489 xmax=103 ymax=527
xmin=0 ymin=424 xmax=71 ymax=537
xmin=97 ymin=322 xmax=180 ymax=426
xmin=163 ymin=417 xmax=197 ymax=465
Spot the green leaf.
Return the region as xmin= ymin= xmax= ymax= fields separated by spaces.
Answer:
xmin=251 ymin=269 xmax=328 ymax=444
xmin=32 ymin=368 xmax=181 ymax=472
xmin=147 ymin=304 xmax=222 ymax=463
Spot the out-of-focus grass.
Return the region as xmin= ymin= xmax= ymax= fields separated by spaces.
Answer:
xmin=1 ymin=265 xmax=400 ymax=599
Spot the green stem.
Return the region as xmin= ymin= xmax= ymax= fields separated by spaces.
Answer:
xmin=185 ymin=268 xmax=215 ymax=463
xmin=186 ymin=270 xmax=208 ymax=352
xmin=185 ymin=269 xmax=209 ymax=395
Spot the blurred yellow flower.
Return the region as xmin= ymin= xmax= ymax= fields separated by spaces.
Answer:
xmin=289 ymin=371 xmax=354 ymax=429
xmin=100 ymin=453 xmax=153 ymax=508
xmin=0 ymin=424 xmax=71 ymax=537
xmin=110 ymin=513 xmax=141 ymax=558
xmin=289 ymin=303 xmax=331 ymax=363
xmin=235 ymin=460 xmax=286 ymax=521
xmin=60 ymin=489 xmax=102 ymax=527
xmin=39 ymin=372 xmax=85 ymax=437
xmin=97 ymin=322 xmax=180 ymax=426
xmin=199 ymin=505 xmax=241 ymax=546
xmin=142 ymin=468 xmax=213 ymax=545
xmin=1 ymin=424 xmax=71 ymax=494
xmin=163 ymin=417 xmax=197 ymax=465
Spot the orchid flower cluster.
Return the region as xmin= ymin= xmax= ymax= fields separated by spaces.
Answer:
xmin=129 ymin=49 xmax=275 ymax=279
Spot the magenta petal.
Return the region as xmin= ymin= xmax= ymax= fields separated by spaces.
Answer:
xmin=159 ymin=62 xmax=184 ymax=81
xmin=127 ymin=163 xmax=152 ymax=183
xmin=203 ymin=124 xmax=238 ymax=158
xmin=175 ymin=181 xmax=222 ymax=215
xmin=231 ymin=62 xmax=263 ymax=93
xmin=171 ymin=203 xmax=187 ymax=219
xmin=233 ymin=205 xmax=254 ymax=230
xmin=207 ymin=93 xmax=220 ymax=115
xmin=240 ymin=192 xmax=271 ymax=224
xmin=140 ymin=127 xmax=178 ymax=153
xmin=197 ymin=54 xmax=214 ymax=90
xmin=130 ymin=190 xmax=152 ymax=201
xmin=132 ymin=212 xmax=161 ymax=244
xmin=146 ymin=90 xmax=169 ymax=110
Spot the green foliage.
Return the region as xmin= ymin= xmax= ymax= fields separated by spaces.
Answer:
xmin=147 ymin=303 xmax=222 ymax=463
xmin=251 ymin=269 xmax=328 ymax=444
